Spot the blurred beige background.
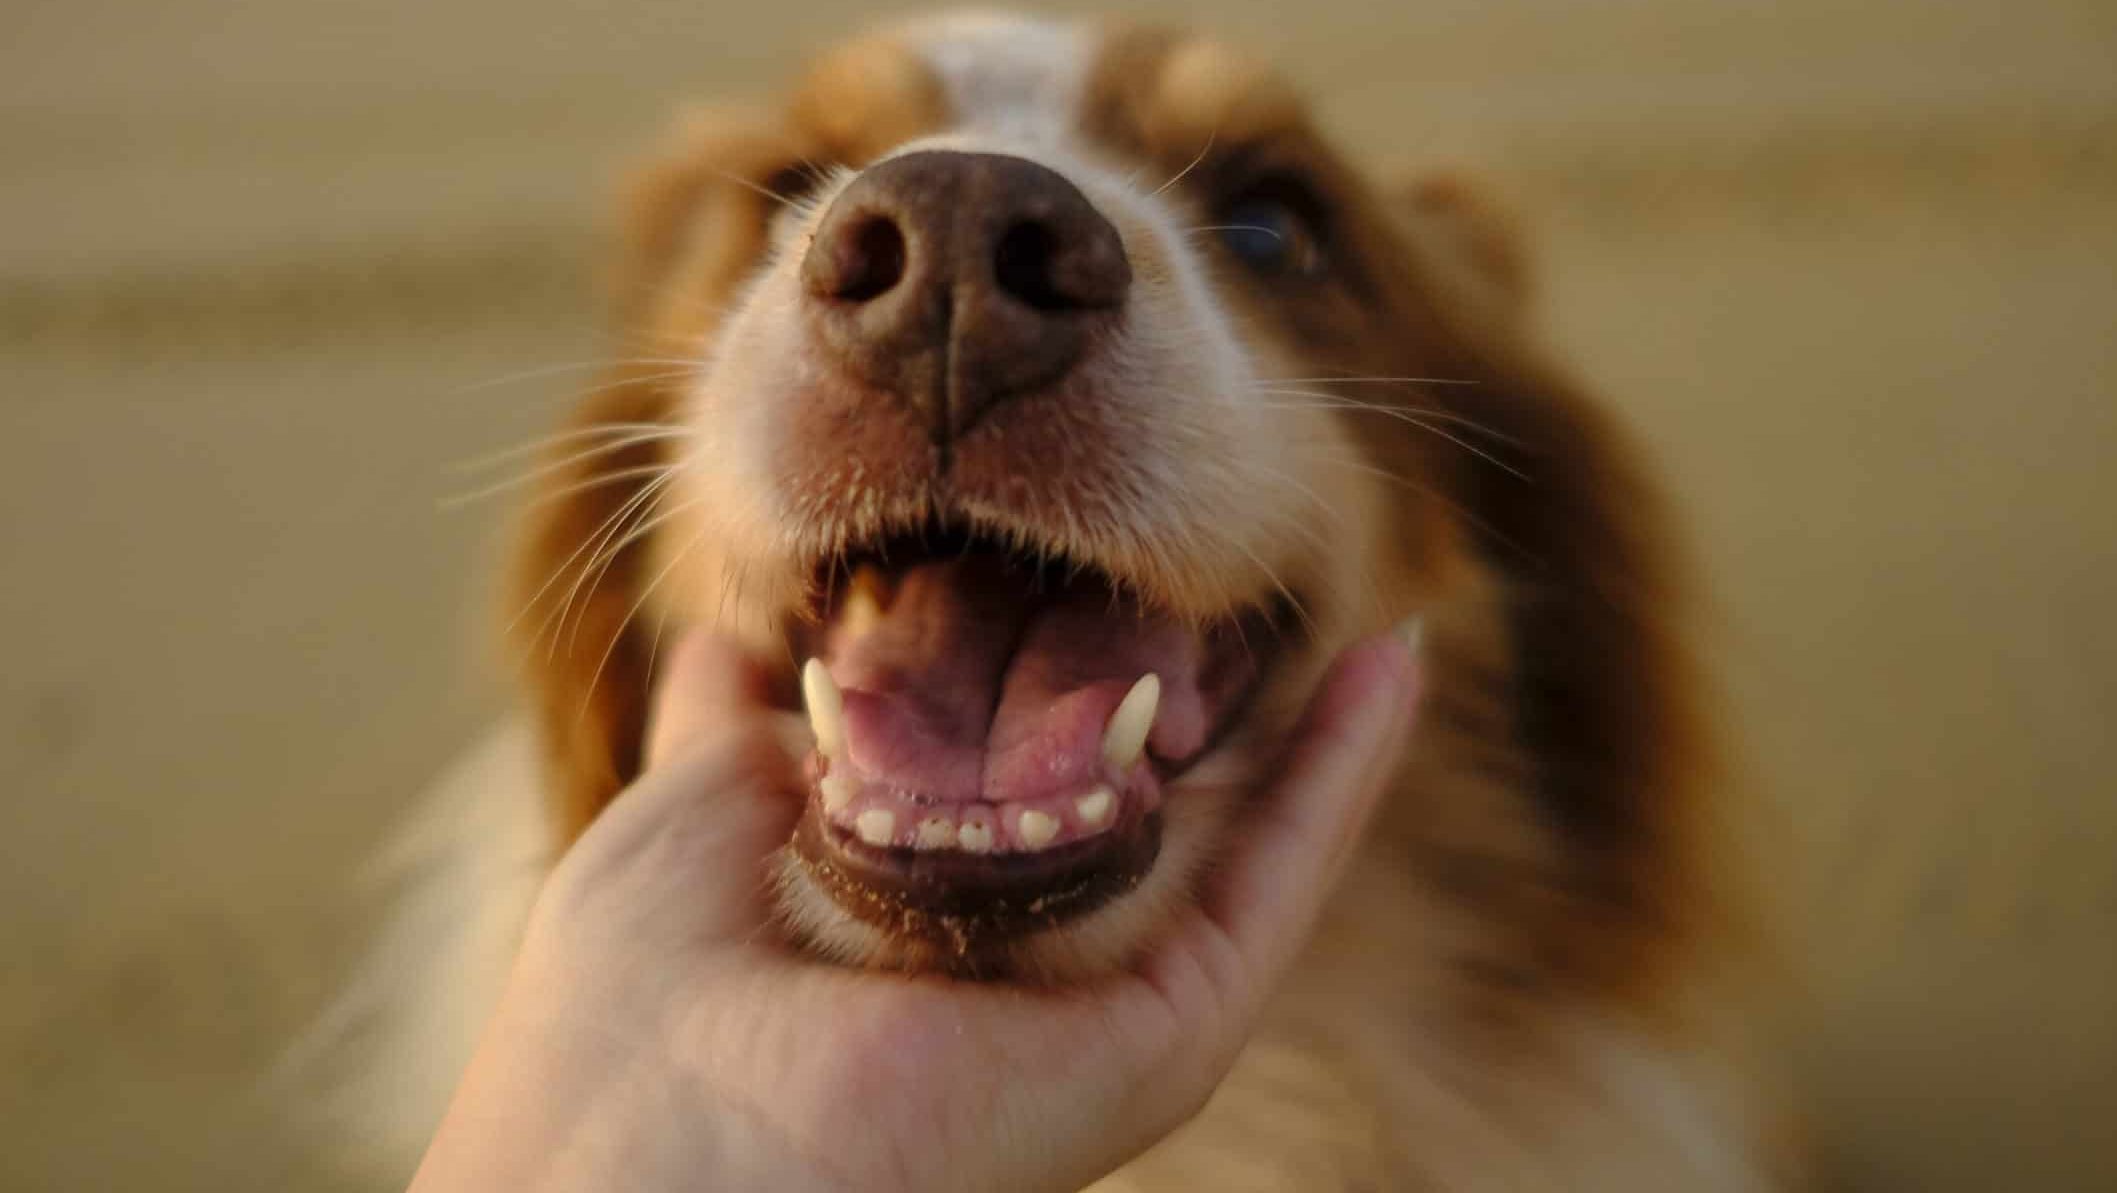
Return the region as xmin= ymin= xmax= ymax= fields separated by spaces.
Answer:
xmin=3 ymin=0 xmax=2112 ymax=1188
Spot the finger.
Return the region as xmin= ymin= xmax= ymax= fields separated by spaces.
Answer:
xmin=644 ymin=630 xmax=776 ymax=767
xmin=1208 ymin=623 xmax=1424 ymax=977
xmin=615 ymin=739 xmax=807 ymax=940
xmin=538 ymin=629 xmax=809 ymax=941
xmin=553 ymin=720 xmax=805 ymax=947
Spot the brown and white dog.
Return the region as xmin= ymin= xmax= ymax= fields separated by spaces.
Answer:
xmin=333 ymin=11 xmax=1783 ymax=1188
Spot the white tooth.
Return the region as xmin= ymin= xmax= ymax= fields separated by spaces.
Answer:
xmin=1074 ymin=788 xmax=1114 ymax=827
xmin=801 ymin=658 xmax=847 ymax=759
xmin=854 ymin=809 xmax=895 ymax=847
xmin=841 ymin=579 xmax=884 ymax=638
xmin=1100 ymin=673 xmax=1161 ymax=770
xmin=1017 ymin=809 xmax=1060 ymax=850
xmin=956 ymin=822 xmax=994 ymax=853
xmin=915 ymin=817 xmax=957 ymax=850
xmin=819 ymin=772 xmax=857 ymax=813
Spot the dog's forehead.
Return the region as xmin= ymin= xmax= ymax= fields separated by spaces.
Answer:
xmin=899 ymin=11 xmax=1092 ymax=143
xmin=791 ymin=13 xmax=1302 ymax=165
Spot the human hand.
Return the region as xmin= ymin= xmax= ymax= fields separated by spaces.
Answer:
xmin=410 ymin=626 xmax=1422 ymax=1192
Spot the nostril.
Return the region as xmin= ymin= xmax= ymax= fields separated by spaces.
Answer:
xmin=993 ymin=221 xmax=1070 ymax=311
xmin=826 ymin=215 xmax=907 ymax=302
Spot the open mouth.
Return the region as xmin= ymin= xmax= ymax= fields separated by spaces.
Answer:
xmin=788 ymin=526 xmax=1286 ymax=952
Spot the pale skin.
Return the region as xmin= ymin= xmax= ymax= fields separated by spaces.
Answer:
xmin=410 ymin=626 xmax=1422 ymax=1192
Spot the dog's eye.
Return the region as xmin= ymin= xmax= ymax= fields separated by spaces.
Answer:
xmin=1216 ymin=191 xmax=1325 ymax=279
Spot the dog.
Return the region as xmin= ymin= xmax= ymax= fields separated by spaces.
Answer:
xmin=329 ymin=11 xmax=1785 ymax=1188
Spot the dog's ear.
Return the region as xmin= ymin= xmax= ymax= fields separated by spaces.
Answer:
xmin=1388 ymin=170 xmax=1534 ymax=330
xmin=510 ymin=110 xmax=808 ymax=837
xmin=1372 ymin=174 xmax=1720 ymax=1003
xmin=609 ymin=107 xmax=820 ymax=340
xmin=1449 ymin=354 xmax=1719 ymax=1003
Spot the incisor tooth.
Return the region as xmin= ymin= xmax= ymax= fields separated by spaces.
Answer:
xmin=1075 ymin=788 xmax=1114 ymax=826
xmin=854 ymin=809 xmax=895 ymax=847
xmin=915 ymin=817 xmax=957 ymax=850
xmin=1017 ymin=809 xmax=1060 ymax=849
xmin=801 ymin=659 xmax=847 ymax=759
xmin=957 ymin=822 xmax=994 ymax=853
xmin=819 ymin=772 xmax=857 ymax=813
xmin=1100 ymin=673 xmax=1160 ymax=770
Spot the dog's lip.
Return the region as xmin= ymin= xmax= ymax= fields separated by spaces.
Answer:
xmin=789 ymin=802 xmax=1163 ymax=950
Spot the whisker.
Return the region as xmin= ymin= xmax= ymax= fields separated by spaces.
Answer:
xmin=449 ymin=419 xmax=690 ymax=475
xmin=439 ymin=429 xmax=691 ymax=507
xmin=450 ymin=418 xmax=690 ymax=475
xmin=508 ymin=468 xmax=678 ymax=642
xmin=1259 ymin=374 xmax=1481 ymax=388
xmin=1238 ymin=457 xmax=1334 ymax=523
xmin=528 ymin=477 xmax=677 ymax=655
xmin=547 ymin=477 xmax=689 ymax=655
xmin=582 ymin=523 xmax=709 ymax=719
xmin=563 ymin=491 xmax=706 ymax=653
xmin=1186 ymin=224 xmax=1283 ymax=241
xmin=1252 ymin=392 xmax=1531 ymax=481
xmin=447 ymin=358 xmax=707 ymax=397
xmin=708 ymin=166 xmax=800 ymax=210
xmin=1236 ymin=538 xmax=1318 ymax=640
xmin=1149 ymin=129 xmax=1216 ymax=199
xmin=642 ymin=590 xmax=678 ymax=694
xmin=511 ymin=462 xmax=678 ymax=510
xmin=1247 ymin=389 xmax=1527 ymax=446
xmin=1298 ymin=442 xmax=1539 ymax=565
xmin=1192 ymin=515 xmax=1316 ymax=641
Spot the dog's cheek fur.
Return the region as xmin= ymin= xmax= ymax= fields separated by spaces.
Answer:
xmin=512 ymin=45 xmax=964 ymax=838
xmin=511 ymin=114 xmax=810 ymax=836
xmin=1084 ymin=28 xmax=1719 ymax=1017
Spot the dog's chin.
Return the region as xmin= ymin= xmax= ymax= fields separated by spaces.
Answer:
xmin=767 ymin=525 xmax=1294 ymax=979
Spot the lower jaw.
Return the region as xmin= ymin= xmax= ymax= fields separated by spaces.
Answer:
xmin=788 ymin=804 xmax=1163 ymax=969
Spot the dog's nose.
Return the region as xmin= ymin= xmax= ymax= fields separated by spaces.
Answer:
xmin=801 ymin=150 xmax=1131 ymax=442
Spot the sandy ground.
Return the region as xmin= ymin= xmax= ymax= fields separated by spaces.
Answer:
xmin=3 ymin=1 xmax=2114 ymax=1188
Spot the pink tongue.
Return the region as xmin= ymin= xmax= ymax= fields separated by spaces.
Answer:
xmin=821 ymin=557 xmax=1215 ymax=805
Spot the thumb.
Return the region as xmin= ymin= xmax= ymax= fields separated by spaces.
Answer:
xmin=644 ymin=629 xmax=815 ymax=773
xmin=643 ymin=630 xmax=777 ymax=766
xmin=547 ymin=631 xmax=805 ymax=942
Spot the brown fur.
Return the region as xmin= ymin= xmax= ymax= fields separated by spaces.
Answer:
xmin=505 ymin=15 xmax=1759 ymax=1183
xmin=1073 ymin=25 xmax=1722 ymax=1014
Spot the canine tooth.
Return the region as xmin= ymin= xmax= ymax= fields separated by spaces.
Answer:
xmin=1017 ymin=809 xmax=1060 ymax=850
xmin=915 ymin=817 xmax=957 ymax=850
xmin=854 ymin=809 xmax=895 ymax=847
xmin=819 ymin=772 xmax=857 ymax=813
xmin=801 ymin=658 xmax=847 ymax=759
xmin=1100 ymin=673 xmax=1160 ymax=770
xmin=1074 ymin=788 xmax=1114 ymax=827
xmin=841 ymin=574 xmax=885 ymax=638
xmin=957 ymin=822 xmax=994 ymax=853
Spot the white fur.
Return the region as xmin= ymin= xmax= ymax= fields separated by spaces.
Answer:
xmin=298 ymin=720 xmax=551 ymax=1183
xmin=902 ymin=11 xmax=1091 ymax=144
